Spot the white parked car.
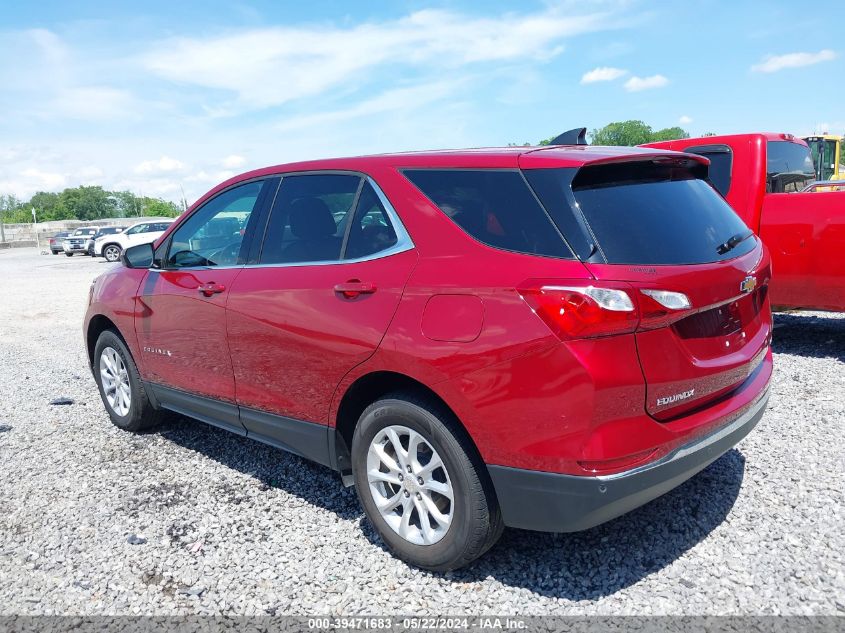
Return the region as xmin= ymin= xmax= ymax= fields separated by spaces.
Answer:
xmin=93 ymin=220 xmax=174 ymax=262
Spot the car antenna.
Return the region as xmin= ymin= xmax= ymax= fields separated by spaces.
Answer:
xmin=548 ymin=128 xmax=588 ymax=146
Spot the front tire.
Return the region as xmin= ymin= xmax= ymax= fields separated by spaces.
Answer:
xmin=103 ymin=244 xmax=122 ymax=262
xmin=352 ymin=393 xmax=503 ymax=572
xmin=65 ymin=252 xmax=73 ymax=257
xmin=93 ymin=330 xmax=164 ymax=432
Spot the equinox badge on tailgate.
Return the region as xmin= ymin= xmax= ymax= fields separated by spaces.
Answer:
xmin=657 ymin=389 xmax=696 ymax=407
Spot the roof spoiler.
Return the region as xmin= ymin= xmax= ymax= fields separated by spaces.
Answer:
xmin=548 ymin=128 xmax=588 ymax=146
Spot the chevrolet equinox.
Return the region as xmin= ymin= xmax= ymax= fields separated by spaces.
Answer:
xmin=84 ymin=143 xmax=772 ymax=571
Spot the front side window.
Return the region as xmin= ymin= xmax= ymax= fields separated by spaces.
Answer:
xmin=403 ymin=169 xmax=571 ymax=258
xmin=167 ymin=180 xmax=264 ymax=268
xmin=259 ymin=174 xmax=361 ymax=264
xmin=767 ymin=141 xmax=815 ymax=193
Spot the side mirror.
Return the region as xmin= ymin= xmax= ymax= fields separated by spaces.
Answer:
xmin=122 ymin=243 xmax=154 ymax=269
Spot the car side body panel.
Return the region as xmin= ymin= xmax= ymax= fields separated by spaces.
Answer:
xmin=759 ymin=191 xmax=845 ymax=311
xmin=84 ymin=267 xmax=150 ymax=370
xmin=134 ymin=267 xmax=246 ymax=403
xmin=226 ymin=249 xmax=419 ymax=424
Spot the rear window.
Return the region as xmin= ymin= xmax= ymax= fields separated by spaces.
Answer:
xmin=767 ymin=141 xmax=815 ymax=193
xmin=529 ymin=162 xmax=756 ymax=266
xmin=403 ymin=170 xmax=571 ymax=258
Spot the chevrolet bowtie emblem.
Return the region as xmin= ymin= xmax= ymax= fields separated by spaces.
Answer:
xmin=740 ymin=276 xmax=757 ymax=293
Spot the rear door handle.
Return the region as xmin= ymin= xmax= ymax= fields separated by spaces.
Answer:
xmin=198 ymin=282 xmax=226 ymax=297
xmin=334 ymin=280 xmax=377 ymax=299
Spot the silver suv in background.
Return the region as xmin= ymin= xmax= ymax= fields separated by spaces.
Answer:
xmin=62 ymin=228 xmax=98 ymax=256
xmin=93 ymin=220 xmax=173 ymax=262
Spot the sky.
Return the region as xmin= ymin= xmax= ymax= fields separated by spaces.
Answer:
xmin=1 ymin=0 xmax=843 ymax=204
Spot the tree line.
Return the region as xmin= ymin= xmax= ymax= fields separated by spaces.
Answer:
xmin=0 ymin=186 xmax=183 ymax=225
xmin=513 ymin=119 xmax=716 ymax=147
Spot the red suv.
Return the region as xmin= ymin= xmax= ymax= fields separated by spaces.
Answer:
xmin=84 ymin=145 xmax=773 ymax=571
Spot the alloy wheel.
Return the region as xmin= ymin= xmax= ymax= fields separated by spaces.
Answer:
xmin=99 ymin=346 xmax=131 ymax=416
xmin=104 ymin=246 xmax=121 ymax=262
xmin=366 ymin=425 xmax=454 ymax=545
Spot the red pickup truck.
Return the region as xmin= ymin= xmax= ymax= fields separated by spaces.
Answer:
xmin=644 ymin=133 xmax=844 ymax=312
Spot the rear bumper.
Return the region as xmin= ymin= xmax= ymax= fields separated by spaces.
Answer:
xmin=487 ymin=387 xmax=768 ymax=533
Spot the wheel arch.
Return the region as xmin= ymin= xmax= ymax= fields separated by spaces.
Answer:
xmin=333 ymin=370 xmax=484 ymax=485
xmin=86 ymin=314 xmax=125 ymax=366
xmin=101 ymin=242 xmax=122 ymax=257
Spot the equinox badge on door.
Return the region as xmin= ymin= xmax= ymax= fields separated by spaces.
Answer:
xmin=740 ymin=276 xmax=757 ymax=293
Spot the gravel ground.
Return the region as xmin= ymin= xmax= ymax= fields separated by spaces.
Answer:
xmin=0 ymin=248 xmax=842 ymax=616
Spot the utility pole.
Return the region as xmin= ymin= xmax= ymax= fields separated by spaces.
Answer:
xmin=32 ymin=207 xmax=41 ymax=251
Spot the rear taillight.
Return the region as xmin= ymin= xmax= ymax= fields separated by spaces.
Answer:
xmin=519 ymin=281 xmax=696 ymax=339
xmin=517 ymin=281 xmax=638 ymax=339
xmin=637 ymin=289 xmax=694 ymax=330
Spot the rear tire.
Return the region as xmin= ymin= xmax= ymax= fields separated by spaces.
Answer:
xmin=351 ymin=392 xmax=503 ymax=572
xmin=103 ymin=244 xmax=122 ymax=262
xmin=93 ymin=329 xmax=165 ymax=432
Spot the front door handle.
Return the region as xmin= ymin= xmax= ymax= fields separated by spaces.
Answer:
xmin=334 ymin=280 xmax=377 ymax=299
xmin=198 ymin=282 xmax=226 ymax=297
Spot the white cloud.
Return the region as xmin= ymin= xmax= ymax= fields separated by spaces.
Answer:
xmin=134 ymin=156 xmax=187 ymax=175
xmin=142 ymin=6 xmax=613 ymax=110
xmin=221 ymin=155 xmax=246 ymax=169
xmin=580 ymin=66 xmax=628 ymax=84
xmin=624 ymin=74 xmax=669 ymax=92
xmin=0 ymin=168 xmax=68 ymax=198
xmin=20 ymin=168 xmax=67 ymax=190
xmin=751 ymin=49 xmax=836 ymax=73
xmin=51 ymin=87 xmax=137 ymax=121
xmin=273 ymin=80 xmax=461 ymax=133
xmin=0 ymin=4 xmax=642 ymax=205
xmin=679 ymin=115 xmax=693 ymax=125
xmin=75 ymin=166 xmax=104 ymax=180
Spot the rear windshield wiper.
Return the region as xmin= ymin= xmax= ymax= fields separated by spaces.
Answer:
xmin=716 ymin=230 xmax=754 ymax=255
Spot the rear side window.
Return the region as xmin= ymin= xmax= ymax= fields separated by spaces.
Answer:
xmin=530 ymin=162 xmax=756 ymax=266
xmin=403 ymin=169 xmax=572 ymax=258
xmin=767 ymin=141 xmax=815 ymax=193
xmin=344 ymin=182 xmax=398 ymax=260
xmin=686 ymin=144 xmax=732 ymax=196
